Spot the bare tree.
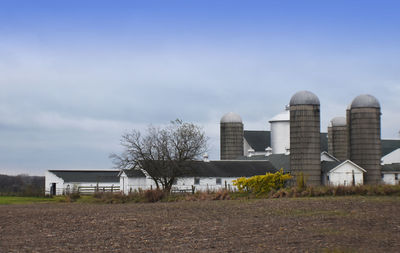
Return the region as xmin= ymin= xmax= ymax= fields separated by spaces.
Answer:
xmin=111 ymin=119 xmax=208 ymax=192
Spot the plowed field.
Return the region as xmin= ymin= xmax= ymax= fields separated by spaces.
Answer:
xmin=1 ymin=197 xmax=400 ymax=252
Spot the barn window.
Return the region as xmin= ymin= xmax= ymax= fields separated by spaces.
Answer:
xmin=395 ymin=174 xmax=399 ymax=180
xmin=194 ymin=178 xmax=200 ymax=185
xmin=216 ymin=178 xmax=222 ymax=185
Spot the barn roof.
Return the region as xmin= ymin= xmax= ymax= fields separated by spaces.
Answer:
xmin=244 ymin=130 xmax=271 ymax=152
xmin=235 ymin=154 xmax=290 ymax=173
xmin=321 ymin=161 xmax=341 ymax=173
xmin=382 ymin=163 xmax=400 ymax=172
xmin=243 ymin=130 xmax=328 ymax=153
xmin=127 ymin=160 xmax=277 ymax=178
xmin=381 ymin=140 xmax=400 ymax=156
xmin=48 ymin=170 xmax=120 ymax=183
xmin=121 ymin=169 xmax=146 ymax=178
xmin=204 ymin=160 xmax=277 ymax=177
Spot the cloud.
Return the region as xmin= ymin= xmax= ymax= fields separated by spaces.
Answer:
xmin=1 ymin=9 xmax=400 ymax=175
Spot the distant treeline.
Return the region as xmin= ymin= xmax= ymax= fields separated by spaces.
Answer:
xmin=0 ymin=174 xmax=44 ymax=196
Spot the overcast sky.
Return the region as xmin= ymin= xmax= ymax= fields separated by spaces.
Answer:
xmin=1 ymin=0 xmax=400 ymax=175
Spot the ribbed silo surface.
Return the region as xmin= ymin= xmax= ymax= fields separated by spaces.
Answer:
xmin=289 ymin=91 xmax=321 ymax=186
xmin=327 ymin=126 xmax=333 ymax=155
xmin=220 ymin=112 xmax=244 ymax=160
xmin=328 ymin=117 xmax=348 ymax=161
xmin=349 ymin=95 xmax=381 ymax=184
xmin=346 ymin=106 xmax=351 ymax=161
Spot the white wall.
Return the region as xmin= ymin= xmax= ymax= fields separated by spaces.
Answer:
xmin=173 ymin=177 xmax=238 ymax=192
xmin=270 ymin=121 xmax=290 ymax=154
xmin=63 ymin=182 xmax=119 ymax=194
xmin=382 ymin=173 xmax=400 ymax=185
xmin=45 ymin=171 xmax=64 ymax=195
xmin=243 ymin=138 xmax=251 ymax=157
xmin=382 ymin=149 xmax=400 ymax=164
xmin=321 ymin=152 xmax=337 ymax=162
xmin=120 ymin=173 xmax=147 ymax=194
xmin=45 ymin=171 xmax=120 ymax=195
xmin=121 ymin=176 xmax=240 ymax=193
xmin=327 ymin=162 xmax=364 ymax=186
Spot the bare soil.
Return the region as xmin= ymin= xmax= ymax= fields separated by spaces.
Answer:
xmin=1 ymin=197 xmax=400 ymax=252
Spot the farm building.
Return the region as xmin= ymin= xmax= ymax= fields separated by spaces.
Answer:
xmin=223 ymin=91 xmax=400 ymax=186
xmin=119 ymin=169 xmax=148 ymax=194
xmin=45 ymin=170 xmax=120 ymax=195
xmin=321 ymin=160 xmax=366 ymax=186
xmin=381 ymin=163 xmax=400 ymax=185
xmin=120 ymin=160 xmax=277 ymax=194
xmin=44 ymin=91 xmax=400 ymax=194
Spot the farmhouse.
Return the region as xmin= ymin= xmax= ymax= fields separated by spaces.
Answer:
xmin=45 ymin=170 xmax=120 ymax=195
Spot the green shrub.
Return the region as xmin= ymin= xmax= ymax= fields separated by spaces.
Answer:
xmin=232 ymin=169 xmax=292 ymax=196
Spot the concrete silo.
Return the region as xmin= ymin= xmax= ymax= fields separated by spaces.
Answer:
xmin=349 ymin=94 xmax=381 ymax=184
xmin=269 ymin=106 xmax=290 ymax=154
xmin=328 ymin=117 xmax=348 ymax=161
xmin=220 ymin=112 xmax=244 ymax=160
xmin=289 ymin=91 xmax=321 ymax=186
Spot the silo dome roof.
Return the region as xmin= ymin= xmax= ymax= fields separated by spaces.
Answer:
xmin=220 ymin=112 xmax=242 ymax=123
xmin=289 ymin=90 xmax=320 ymax=106
xmin=269 ymin=109 xmax=289 ymax=123
xmin=330 ymin=116 xmax=346 ymax=127
xmin=351 ymin=94 xmax=380 ymax=108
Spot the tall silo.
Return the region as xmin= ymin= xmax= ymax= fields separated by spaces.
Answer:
xmin=346 ymin=105 xmax=351 ymax=160
xmin=349 ymin=94 xmax=381 ymax=184
xmin=327 ymin=117 xmax=348 ymax=161
xmin=269 ymin=106 xmax=290 ymax=154
xmin=220 ymin=112 xmax=244 ymax=160
xmin=289 ymin=91 xmax=321 ymax=186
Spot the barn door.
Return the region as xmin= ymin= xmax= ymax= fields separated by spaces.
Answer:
xmin=51 ymin=183 xmax=56 ymax=195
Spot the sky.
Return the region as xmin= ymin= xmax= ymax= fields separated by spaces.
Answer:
xmin=1 ymin=0 xmax=400 ymax=175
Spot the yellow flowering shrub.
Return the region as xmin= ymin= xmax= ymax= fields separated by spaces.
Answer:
xmin=232 ymin=169 xmax=291 ymax=195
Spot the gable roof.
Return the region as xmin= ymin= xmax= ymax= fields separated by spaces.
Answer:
xmin=321 ymin=161 xmax=341 ymax=174
xmin=321 ymin=151 xmax=340 ymax=162
xmin=243 ymin=131 xmax=271 ymax=152
xmin=381 ymin=139 xmax=400 ymax=156
xmin=322 ymin=160 xmax=366 ymax=174
xmin=382 ymin=163 xmax=400 ymax=172
xmin=48 ymin=170 xmax=120 ymax=183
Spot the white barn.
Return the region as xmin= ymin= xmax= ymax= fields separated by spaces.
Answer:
xmin=321 ymin=160 xmax=366 ymax=186
xmin=120 ymin=160 xmax=278 ymax=195
xmin=381 ymin=163 xmax=400 ymax=185
xmin=382 ymin=148 xmax=400 ymax=165
xmin=45 ymin=170 xmax=120 ymax=195
xmin=119 ymin=169 xmax=148 ymax=194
